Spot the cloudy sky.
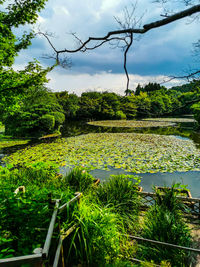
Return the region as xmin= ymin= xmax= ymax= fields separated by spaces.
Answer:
xmin=14 ymin=0 xmax=200 ymax=95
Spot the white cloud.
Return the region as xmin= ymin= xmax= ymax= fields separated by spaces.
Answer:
xmin=13 ymin=0 xmax=200 ymax=91
xmin=47 ymin=70 xmax=183 ymax=95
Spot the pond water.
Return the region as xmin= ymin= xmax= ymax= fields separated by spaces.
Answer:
xmin=1 ymin=119 xmax=200 ymax=197
xmin=61 ymin=120 xmax=200 ymax=198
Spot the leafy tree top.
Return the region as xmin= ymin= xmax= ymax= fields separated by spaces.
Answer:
xmin=0 ymin=0 xmax=47 ymax=68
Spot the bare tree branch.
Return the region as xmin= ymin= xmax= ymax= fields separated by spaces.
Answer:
xmin=38 ymin=4 xmax=200 ymax=90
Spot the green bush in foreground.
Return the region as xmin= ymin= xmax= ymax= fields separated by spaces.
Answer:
xmin=0 ymin=162 xmax=74 ymax=258
xmin=63 ymin=166 xmax=95 ymax=192
xmin=140 ymin=185 xmax=192 ymax=266
xmin=64 ymin=197 xmax=124 ymax=266
xmin=95 ymin=174 xmax=141 ymax=232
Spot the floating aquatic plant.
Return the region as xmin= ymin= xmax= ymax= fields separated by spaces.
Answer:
xmin=4 ymin=133 xmax=200 ymax=174
xmin=143 ymin=117 xmax=196 ymax=123
xmin=87 ymin=120 xmax=176 ymax=128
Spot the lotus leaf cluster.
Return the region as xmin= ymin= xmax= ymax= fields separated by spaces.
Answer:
xmin=143 ymin=118 xmax=196 ymax=123
xmin=87 ymin=120 xmax=176 ymax=128
xmin=4 ymin=133 xmax=200 ymax=174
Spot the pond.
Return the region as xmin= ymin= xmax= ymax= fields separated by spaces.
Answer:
xmin=61 ymin=120 xmax=200 ymax=197
xmin=1 ymin=119 xmax=200 ymax=197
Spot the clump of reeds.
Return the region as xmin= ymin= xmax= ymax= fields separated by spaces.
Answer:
xmin=63 ymin=166 xmax=95 ymax=192
xmin=94 ymin=174 xmax=142 ymax=232
xmin=140 ymin=184 xmax=192 ymax=266
xmin=63 ymin=197 xmax=124 ymax=266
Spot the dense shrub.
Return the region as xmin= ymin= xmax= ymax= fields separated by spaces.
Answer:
xmin=52 ymin=111 xmax=65 ymax=128
xmin=0 ymin=163 xmax=74 ymax=258
xmin=63 ymin=167 xmax=95 ymax=192
xmin=115 ymin=110 xmax=127 ymax=120
xmin=39 ymin=114 xmax=55 ymax=132
xmin=140 ymin=186 xmax=192 ymax=266
xmin=192 ymin=103 xmax=200 ymax=126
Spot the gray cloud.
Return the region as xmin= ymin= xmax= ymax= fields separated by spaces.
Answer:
xmin=14 ymin=0 xmax=200 ymax=93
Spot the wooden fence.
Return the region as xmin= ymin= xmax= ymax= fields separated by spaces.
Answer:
xmin=0 ymin=193 xmax=82 ymax=267
xmin=1 ymin=189 xmax=200 ymax=266
xmin=138 ymin=191 xmax=200 ymax=218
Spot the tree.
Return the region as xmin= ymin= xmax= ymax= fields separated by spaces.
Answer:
xmin=4 ymin=74 xmax=65 ymax=137
xmin=0 ymin=61 xmax=50 ymax=121
xmin=0 ymin=0 xmax=47 ymax=69
xmin=0 ymin=0 xmax=50 ymax=114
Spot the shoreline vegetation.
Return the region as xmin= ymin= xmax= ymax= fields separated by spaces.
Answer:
xmin=0 ymin=165 xmax=197 ymax=266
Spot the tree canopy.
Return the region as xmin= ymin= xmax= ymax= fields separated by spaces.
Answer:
xmin=0 ymin=0 xmax=47 ymax=69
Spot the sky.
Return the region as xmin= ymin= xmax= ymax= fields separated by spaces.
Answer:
xmin=14 ymin=0 xmax=200 ymax=95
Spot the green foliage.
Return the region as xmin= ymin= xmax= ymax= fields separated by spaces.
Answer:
xmin=95 ymin=174 xmax=141 ymax=232
xmin=53 ymin=82 xmax=200 ymax=121
xmin=0 ymin=188 xmax=52 ymax=258
xmin=55 ymin=92 xmax=80 ymax=118
xmin=52 ymin=111 xmax=65 ymax=128
xmin=64 ymin=167 xmax=95 ymax=192
xmin=0 ymin=0 xmax=47 ymax=69
xmin=115 ymin=110 xmax=127 ymax=119
xmin=3 ymin=66 xmax=66 ymax=137
xmin=0 ymin=162 xmax=73 ymax=258
xmin=140 ymin=185 xmax=192 ymax=266
xmin=39 ymin=114 xmax=55 ymax=132
xmin=65 ymin=198 xmax=123 ymax=266
xmin=192 ymin=101 xmax=200 ymax=126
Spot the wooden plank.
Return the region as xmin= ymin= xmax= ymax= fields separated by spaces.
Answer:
xmin=43 ymin=199 xmax=60 ymax=258
xmin=0 ymin=254 xmax=42 ymax=267
xmin=61 ymin=224 xmax=78 ymax=239
xmin=128 ymin=257 xmax=161 ymax=266
xmin=125 ymin=235 xmax=200 ymax=253
xmin=138 ymin=191 xmax=200 ymax=202
xmin=53 ymin=237 xmax=63 ymax=267
xmin=59 ymin=193 xmax=82 ymax=213
xmin=52 ymin=224 xmax=78 ymax=267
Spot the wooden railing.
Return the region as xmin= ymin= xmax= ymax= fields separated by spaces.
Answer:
xmin=0 ymin=193 xmax=82 ymax=267
xmin=1 ymin=188 xmax=199 ymax=266
xmin=138 ymin=191 xmax=200 ymax=218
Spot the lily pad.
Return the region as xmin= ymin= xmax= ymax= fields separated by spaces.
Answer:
xmin=87 ymin=120 xmax=176 ymax=128
xmin=143 ymin=118 xmax=196 ymax=123
xmin=4 ymin=133 xmax=200 ymax=174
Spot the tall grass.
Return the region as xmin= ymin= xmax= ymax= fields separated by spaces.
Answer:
xmin=140 ymin=185 xmax=192 ymax=266
xmin=95 ymin=174 xmax=141 ymax=232
xmin=63 ymin=166 xmax=95 ymax=192
xmin=63 ymin=197 xmax=125 ymax=266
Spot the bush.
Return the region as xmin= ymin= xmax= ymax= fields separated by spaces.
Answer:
xmin=52 ymin=111 xmax=65 ymax=129
xmin=115 ymin=110 xmax=127 ymax=120
xmin=64 ymin=167 xmax=95 ymax=192
xmin=140 ymin=186 xmax=192 ymax=266
xmin=39 ymin=114 xmax=55 ymax=133
xmin=95 ymin=174 xmax=141 ymax=232
xmin=0 ymin=163 xmax=74 ymax=258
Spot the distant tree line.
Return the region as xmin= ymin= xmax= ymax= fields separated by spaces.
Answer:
xmin=55 ymin=81 xmax=200 ymax=122
xmin=1 ymin=66 xmax=200 ymax=137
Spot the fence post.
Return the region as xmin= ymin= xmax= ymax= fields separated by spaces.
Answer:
xmin=75 ymin=192 xmax=82 ymax=209
xmin=199 ymin=200 xmax=200 ymax=220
